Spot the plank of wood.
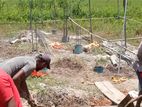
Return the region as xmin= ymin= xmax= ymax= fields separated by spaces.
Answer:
xmin=95 ymin=106 xmax=117 ymax=107
xmin=95 ymin=81 xmax=125 ymax=104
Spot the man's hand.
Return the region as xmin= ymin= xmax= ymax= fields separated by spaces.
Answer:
xmin=28 ymin=99 xmax=37 ymax=107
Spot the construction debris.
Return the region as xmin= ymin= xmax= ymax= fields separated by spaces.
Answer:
xmin=102 ymin=41 xmax=136 ymax=65
xmin=9 ymin=30 xmax=52 ymax=45
xmin=111 ymin=76 xmax=127 ymax=84
xmin=83 ymin=41 xmax=100 ymax=53
xmin=110 ymin=54 xmax=118 ymax=67
xmin=50 ymin=42 xmax=64 ymax=49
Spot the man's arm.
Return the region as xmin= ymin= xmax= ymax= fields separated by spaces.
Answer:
xmin=12 ymin=69 xmax=26 ymax=92
xmin=20 ymin=80 xmax=31 ymax=100
xmin=12 ymin=69 xmax=36 ymax=107
xmin=21 ymin=81 xmax=37 ymax=106
xmin=12 ymin=69 xmax=32 ymax=99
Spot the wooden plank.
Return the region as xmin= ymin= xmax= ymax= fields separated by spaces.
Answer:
xmin=95 ymin=106 xmax=117 ymax=107
xmin=118 ymin=94 xmax=134 ymax=107
xmin=95 ymin=81 xmax=125 ymax=104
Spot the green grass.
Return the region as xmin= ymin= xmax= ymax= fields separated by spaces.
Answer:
xmin=27 ymin=75 xmax=69 ymax=91
xmin=0 ymin=0 xmax=142 ymax=22
xmin=0 ymin=17 xmax=142 ymax=46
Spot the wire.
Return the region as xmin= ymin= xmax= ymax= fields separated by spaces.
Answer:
xmin=109 ymin=37 xmax=142 ymax=42
xmin=120 ymin=16 xmax=142 ymax=25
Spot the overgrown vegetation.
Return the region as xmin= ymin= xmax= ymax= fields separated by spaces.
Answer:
xmin=0 ymin=0 xmax=142 ymax=22
xmin=0 ymin=0 xmax=142 ymax=43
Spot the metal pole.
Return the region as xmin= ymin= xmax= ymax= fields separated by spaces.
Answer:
xmin=64 ymin=7 xmax=68 ymax=37
xmin=40 ymin=0 xmax=43 ymax=28
xmin=29 ymin=0 xmax=32 ymax=30
xmin=62 ymin=2 xmax=68 ymax=42
xmin=118 ymin=0 xmax=128 ymax=74
xmin=53 ymin=0 xmax=57 ymax=28
xmin=35 ymin=23 xmax=38 ymax=52
xmin=29 ymin=0 xmax=34 ymax=51
xmin=123 ymin=0 xmax=127 ymax=48
xmin=89 ymin=0 xmax=93 ymax=43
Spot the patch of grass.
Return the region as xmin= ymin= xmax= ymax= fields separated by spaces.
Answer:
xmin=96 ymin=58 xmax=108 ymax=66
xmin=0 ymin=0 xmax=142 ymax=22
xmin=16 ymin=43 xmax=32 ymax=51
xmin=0 ymin=0 xmax=142 ymax=46
xmin=27 ymin=75 xmax=69 ymax=91
xmin=0 ymin=23 xmax=28 ymax=38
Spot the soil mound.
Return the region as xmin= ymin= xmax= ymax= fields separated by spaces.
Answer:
xmin=51 ymin=57 xmax=88 ymax=77
xmin=36 ymin=88 xmax=88 ymax=107
xmin=53 ymin=57 xmax=85 ymax=71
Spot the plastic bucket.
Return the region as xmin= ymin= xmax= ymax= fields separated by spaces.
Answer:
xmin=94 ymin=66 xmax=104 ymax=73
xmin=73 ymin=44 xmax=83 ymax=54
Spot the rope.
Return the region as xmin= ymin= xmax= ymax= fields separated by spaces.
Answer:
xmin=69 ymin=17 xmax=137 ymax=55
xmin=68 ymin=17 xmax=107 ymax=41
xmin=73 ymin=17 xmax=116 ymax=21
xmin=43 ymin=17 xmax=117 ymax=23
xmin=1 ymin=16 xmax=142 ymax=24
xmin=120 ymin=16 xmax=142 ymax=25
xmin=109 ymin=37 xmax=142 ymax=42
xmin=127 ymin=18 xmax=142 ymax=24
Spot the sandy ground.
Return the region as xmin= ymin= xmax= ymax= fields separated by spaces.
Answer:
xmin=0 ymin=31 xmax=139 ymax=107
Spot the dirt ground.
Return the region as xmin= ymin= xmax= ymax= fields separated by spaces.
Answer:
xmin=0 ymin=30 xmax=139 ymax=107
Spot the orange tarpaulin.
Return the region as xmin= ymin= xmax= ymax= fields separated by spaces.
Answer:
xmin=50 ymin=42 xmax=63 ymax=49
xmin=31 ymin=70 xmax=48 ymax=77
